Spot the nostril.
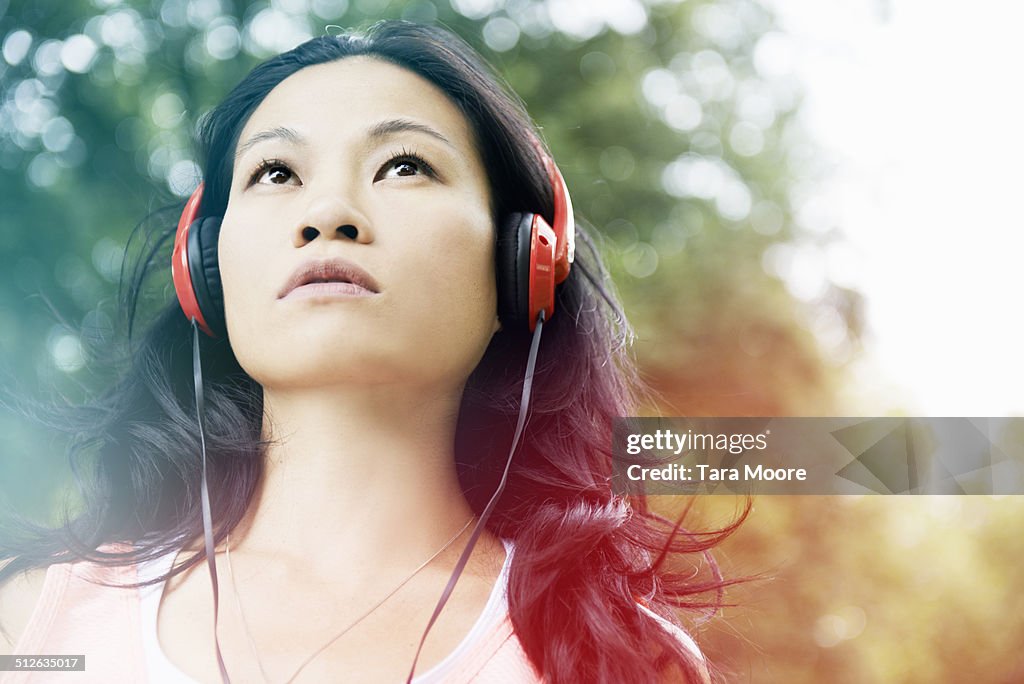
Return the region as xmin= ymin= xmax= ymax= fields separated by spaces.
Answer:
xmin=301 ymin=226 xmax=319 ymax=241
xmin=338 ymin=225 xmax=358 ymax=240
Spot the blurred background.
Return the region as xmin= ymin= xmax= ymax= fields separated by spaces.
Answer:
xmin=0 ymin=0 xmax=1020 ymax=681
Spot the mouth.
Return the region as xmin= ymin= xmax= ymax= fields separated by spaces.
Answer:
xmin=278 ymin=257 xmax=380 ymax=300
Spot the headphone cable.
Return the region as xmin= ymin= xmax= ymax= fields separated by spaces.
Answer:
xmin=192 ymin=318 xmax=233 ymax=683
xmin=403 ymin=310 xmax=545 ymax=683
xmin=191 ymin=311 xmax=546 ymax=684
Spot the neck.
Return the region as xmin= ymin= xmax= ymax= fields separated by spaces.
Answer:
xmin=222 ymin=381 xmax=492 ymax=580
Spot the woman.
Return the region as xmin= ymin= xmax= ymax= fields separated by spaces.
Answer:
xmin=0 ymin=20 xmax=740 ymax=683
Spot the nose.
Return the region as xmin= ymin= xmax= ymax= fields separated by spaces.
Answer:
xmin=293 ymin=192 xmax=373 ymax=247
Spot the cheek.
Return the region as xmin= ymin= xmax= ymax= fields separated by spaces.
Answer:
xmin=215 ymin=218 xmax=273 ymax=357
xmin=405 ymin=217 xmax=496 ymax=316
xmin=390 ymin=216 xmax=498 ymax=367
xmin=217 ymin=226 xmax=253 ymax=315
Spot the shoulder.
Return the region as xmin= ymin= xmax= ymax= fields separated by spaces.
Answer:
xmin=472 ymin=616 xmax=545 ymax=683
xmin=0 ymin=559 xmax=49 ymax=655
xmin=0 ymin=543 xmax=138 ymax=655
xmin=637 ymin=603 xmax=711 ymax=684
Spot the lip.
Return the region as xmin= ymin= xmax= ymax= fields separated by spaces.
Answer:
xmin=278 ymin=257 xmax=381 ymax=300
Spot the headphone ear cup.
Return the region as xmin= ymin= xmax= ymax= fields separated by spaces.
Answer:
xmin=186 ymin=216 xmax=225 ymax=336
xmin=495 ymin=212 xmax=534 ymax=330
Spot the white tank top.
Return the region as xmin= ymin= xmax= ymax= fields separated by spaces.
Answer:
xmin=135 ymin=539 xmax=515 ymax=683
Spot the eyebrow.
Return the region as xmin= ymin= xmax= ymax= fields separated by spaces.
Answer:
xmin=235 ymin=126 xmax=306 ymax=161
xmin=368 ymin=118 xmax=454 ymax=148
xmin=234 ymin=118 xmax=455 ymax=162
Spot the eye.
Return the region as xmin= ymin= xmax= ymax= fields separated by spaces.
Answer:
xmin=248 ymin=159 xmax=299 ymax=186
xmin=376 ymin=148 xmax=436 ymax=181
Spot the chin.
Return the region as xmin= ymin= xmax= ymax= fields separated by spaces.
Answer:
xmin=233 ymin=322 xmax=490 ymax=386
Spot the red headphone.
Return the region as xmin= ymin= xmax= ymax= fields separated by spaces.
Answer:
xmin=172 ymin=138 xmax=574 ymax=336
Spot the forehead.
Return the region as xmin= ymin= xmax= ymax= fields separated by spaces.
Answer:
xmin=237 ymin=56 xmax=477 ymax=153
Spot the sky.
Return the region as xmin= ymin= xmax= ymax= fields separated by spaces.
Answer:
xmin=761 ymin=0 xmax=1024 ymax=416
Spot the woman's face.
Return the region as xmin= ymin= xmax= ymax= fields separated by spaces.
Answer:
xmin=218 ymin=57 xmax=500 ymax=392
